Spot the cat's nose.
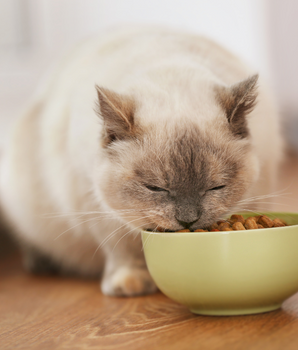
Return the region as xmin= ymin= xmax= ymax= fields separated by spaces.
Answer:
xmin=175 ymin=217 xmax=200 ymax=229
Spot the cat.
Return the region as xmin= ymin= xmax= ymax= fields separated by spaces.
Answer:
xmin=0 ymin=26 xmax=282 ymax=296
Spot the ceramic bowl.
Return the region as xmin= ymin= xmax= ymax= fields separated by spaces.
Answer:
xmin=142 ymin=213 xmax=298 ymax=316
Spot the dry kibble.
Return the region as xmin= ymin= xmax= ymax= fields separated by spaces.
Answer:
xmin=218 ymin=222 xmax=231 ymax=231
xmin=156 ymin=226 xmax=166 ymax=232
xmin=217 ymin=220 xmax=227 ymax=225
xmin=244 ymin=218 xmax=258 ymax=230
xmin=247 ymin=216 xmax=258 ymax=222
xmin=209 ymin=223 xmax=219 ymax=230
xmin=230 ymin=215 xmax=245 ymax=224
xmin=227 ymin=219 xmax=235 ymax=225
xmin=221 ymin=227 xmax=233 ymax=231
xmin=279 ymin=218 xmax=288 ymax=226
xmin=171 ymin=214 xmax=288 ymax=233
xmin=273 ymin=218 xmax=286 ymax=227
xmin=258 ymin=215 xmax=273 ymax=228
xmin=232 ymin=222 xmax=245 ymax=230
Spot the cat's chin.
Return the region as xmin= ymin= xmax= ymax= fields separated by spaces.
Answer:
xmin=142 ymin=214 xmax=230 ymax=232
xmin=143 ymin=219 xmax=212 ymax=232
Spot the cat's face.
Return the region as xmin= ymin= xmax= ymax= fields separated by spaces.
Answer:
xmin=95 ymin=75 xmax=259 ymax=231
xmin=95 ymin=125 xmax=258 ymax=231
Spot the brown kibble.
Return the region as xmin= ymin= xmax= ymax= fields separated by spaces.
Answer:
xmin=258 ymin=215 xmax=273 ymax=228
xmin=173 ymin=214 xmax=288 ymax=233
xmin=230 ymin=215 xmax=245 ymax=224
xmin=156 ymin=226 xmax=166 ymax=232
xmin=218 ymin=222 xmax=231 ymax=231
xmin=244 ymin=218 xmax=258 ymax=230
xmin=209 ymin=223 xmax=219 ymax=230
xmin=272 ymin=218 xmax=286 ymax=227
xmin=232 ymin=222 xmax=246 ymax=230
xmin=222 ymin=227 xmax=234 ymax=231
xmin=246 ymin=216 xmax=258 ymax=222
xmin=217 ymin=220 xmax=227 ymax=225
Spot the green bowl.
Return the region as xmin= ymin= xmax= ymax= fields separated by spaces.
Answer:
xmin=142 ymin=213 xmax=298 ymax=316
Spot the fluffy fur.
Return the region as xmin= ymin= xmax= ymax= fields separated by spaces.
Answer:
xmin=0 ymin=26 xmax=282 ymax=296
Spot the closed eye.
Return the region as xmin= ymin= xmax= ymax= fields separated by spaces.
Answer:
xmin=144 ymin=184 xmax=168 ymax=192
xmin=208 ymin=185 xmax=226 ymax=191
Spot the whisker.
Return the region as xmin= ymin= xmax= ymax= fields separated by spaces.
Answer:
xmin=237 ymin=201 xmax=294 ymax=208
xmin=42 ymin=209 xmax=144 ymax=219
xmin=111 ymin=221 xmax=151 ymax=253
xmin=141 ymin=234 xmax=152 ymax=252
xmin=98 ymin=215 xmax=154 ymax=248
xmin=92 ymin=215 xmax=155 ymax=258
xmin=54 ymin=216 xmax=104 ymax=240
xmin=86 ymin=214 xmax=148 ymax=230
xmin=141 ymin=225 xmax=158 ymax=252
xmin=238 ymin=187 xmax=293 ymax=204
xmin=238 ymin=194 xmax=291 ymax=205
xmin=141 ymin=225 xmax=158 ymax=251
xmin=42 ymin=208 xmax=159 ymax=222
xmin=228 ymin=207 xmax=264 ymax=216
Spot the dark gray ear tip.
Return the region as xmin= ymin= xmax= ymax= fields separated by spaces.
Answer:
xmin=252 ymin=73 xmax=259 ymax=81
xmin=95 ymin=85 xmax=103 ymax=100
xmin=248 ymin=74 xmax=259 ymax=87
xmin=235 ymin=74 xmax=259 ymax=94
xmin=96 ymin=86 xmax=109 ymax=100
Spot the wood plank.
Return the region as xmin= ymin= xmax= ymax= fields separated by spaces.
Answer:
xmin=2 ymin=255 xmax=298 ymax=350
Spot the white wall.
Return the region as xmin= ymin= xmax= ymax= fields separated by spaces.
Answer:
xmin=105 ymin=0 xmax=270 ymax=76
xmin=266 ymin=0 xmax=298 ymax=151
xmin=0 ymin=0 xmax=270 ymax=144
xmin=267 ymin=0 xmax=298 ymax=111
xmin=98 ymin=0 xmax=268 ymax=74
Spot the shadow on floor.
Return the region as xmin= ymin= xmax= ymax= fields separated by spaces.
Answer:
xmin=0 ymin=215 xmax=17 ymax=260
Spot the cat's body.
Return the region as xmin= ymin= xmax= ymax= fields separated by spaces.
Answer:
xmin=0 ymin=27 xmax=282 ymax=296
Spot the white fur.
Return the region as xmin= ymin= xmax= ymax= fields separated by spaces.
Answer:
xmin=0 ymin=26 xmax=282 ymax=291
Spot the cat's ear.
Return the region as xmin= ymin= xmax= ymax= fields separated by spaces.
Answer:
xmin=216 ymin=74 xmax=258 ymax=138
xmin=96 ymin=86 xmax=136 ymax=146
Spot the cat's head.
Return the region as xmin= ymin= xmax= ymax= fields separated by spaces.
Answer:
xmin=94 ymin=75 xmax=259 ymax=231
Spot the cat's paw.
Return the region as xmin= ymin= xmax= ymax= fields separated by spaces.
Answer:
xmin=101 ymin=266 xmax=157 ymax=297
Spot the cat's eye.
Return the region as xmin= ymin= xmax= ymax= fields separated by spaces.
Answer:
xmin=208 ymin=185 xmax=226 ymax=191
xmin=144 ymin=184 xmax=168 ymax=192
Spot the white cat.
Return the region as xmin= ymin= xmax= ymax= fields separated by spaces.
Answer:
xmin=0 ymin=26 xmax=282 ymax=296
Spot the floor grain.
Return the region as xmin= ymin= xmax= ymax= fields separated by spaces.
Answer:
xmin=2 ymin=256 xmax=298 ymax=350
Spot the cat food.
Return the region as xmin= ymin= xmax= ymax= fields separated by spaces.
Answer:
xmin=173 ymin=215 xmax=288 ymax=232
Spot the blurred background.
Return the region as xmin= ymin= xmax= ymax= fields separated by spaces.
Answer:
xmin=0 ymin=0 xmax=298 ymax=149
xmin=0 ymin=0 xmax=298 ymax=257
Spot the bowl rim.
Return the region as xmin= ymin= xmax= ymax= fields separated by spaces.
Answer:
xmin=141 ymin=212 xmax=298 ymax=236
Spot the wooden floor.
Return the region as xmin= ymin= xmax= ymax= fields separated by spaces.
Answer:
xmin=2 ymin=255 xmax=298 ymax=350
xmin=1 ymin=151 xmax=298 ymax=350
